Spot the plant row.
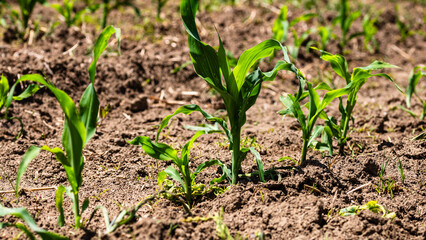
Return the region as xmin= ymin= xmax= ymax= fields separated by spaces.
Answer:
xmin=1 ymin=0 xmax=424 ymax=239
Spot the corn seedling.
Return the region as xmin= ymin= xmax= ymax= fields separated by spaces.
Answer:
xmin=375 ymin=158 xmax=397 ymax=198
xmin=332 ymin=0 xmax=362 ymax=51
xmin=0 ymin=205 xmax=67 ymax=239
xmin=404 ymin=66 xmax=426 ymax=120
xmin=316 ymin=26 xmax=332 ymax=51
xmin=14 ymin=26 xmax=120 ymax=229
xmin=288 ymin=28 xmax=315 ymax=61
xmin=272 ymin=5 xmax=316 ymax=44
xmin=156 ymin=0 xmax=168 ymax=20
xmin=9 ymin=0 xmax=46 ymax=39
xmin=313 ymin=48 xmax=400 ymax=155
xmin=129 ymin=128 xmax=229 ymax=211
xmin=0 ymin=75 xmax=40 ymax=138
xmin=272 ymin=5 xmax=316 ymax=60
xmin=339 ymin=201 xmax=396 ymax=220
xmin=395 ymin=5 xmax=415 ymax=42
xmin=278 ymin=78 xmax=355 ymax=165
xmin=99 ymin=0 xmax=140 ymax=29
xmin=361 ymin=13 xmax=379 ymax=53
xmin=181 ymin=0 xmax=302 ymax=184
xmin=397 ymin=158 xmax=405 ymax=184
xmin=50 ymin=0 xmax=87 ymax=27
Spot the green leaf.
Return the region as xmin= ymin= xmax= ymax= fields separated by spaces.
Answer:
xmin=81 ymin=198 xmax=90 ymax=215
xmin=16 ymin=74 xmax=86 ymax=190
xmin=358 ymin=61 xmax=399 ymax=71
xmin=128 ymin=136 xmax=179 ymax=163
xmin=3 ymin=222 xmax=36 ymax=240
xmin=88 ymin=26 xmax=119 ymax=84
xmin=81 ymin=26 xmax=119 ymax=145
xmin=339 ymin=205 xmax=359 ymax=216
xmin=180 ymin=0 xmax=200 ymax=41
xmin=15 ymin=146 xmax=41 ymax=198
xmin=40 ymin=146 xmax=80 ymax=192
xmin=55 ymin=185 xmax=66 ymax=227
xmin=290 ymin=13 xmax=317 ymax=27
xmin=157 ymin=170 xmax=167 ymax=189
xmin=0 ymin=205 xmax=68 ymax=239
xmin=181 ymin=131 xmax=205 ymax=166
xmin=232 ymin=39 xmax=286 ymax=90
xmin=191 ymin=159 xmax=223 ymax=181
xmin=312 ymin=48 xmax=350 ymax=83
xmin=164 ymin=166 xmax=185 ymax=190
xmin=0 ymin=74 xmax=9 ymax=110
xmin=406 ymin=66 xmax=426 ymax=107
xmin=249 ymin=147 xmax=265 ymax=182
xmin=12 ymin=84 xmax=40 ymax=101
xmin=157 ymin=104 xmax=231 ymax=145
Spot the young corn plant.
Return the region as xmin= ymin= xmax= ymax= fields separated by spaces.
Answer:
xmin=0 ymin=75 xmax=40 ymax=138
xmin=288 ymin=28 xmax=315 ymax=61
xmin=100 ymin=0 xmax=140 ymax=29
xmin=404 ymin=66 xmax=426 ymax=120
xmin=14 ymin=26 xmax=120 ymax=229
xmin=129 ymin=128 xmax=228 ymax=211
xmin=272 ymin=5 xmax=316 ymax=44
xmin=9 ymin=0 xmax=46 ymax=39
xmin=50 ymin=0 xmax=87 ymax=27
xmin=0 ymin=205 xmax=67 ymax=239
xmin=272 ymin=5 xmax=316 ymax=60
xmin=361 ymin=13 xmax=379 ymax=53
xmin=316 ymin=26 xmax=332 ymax=51
xmin=312 ymin=48 xmax=400 ymax=155
xmin=278 ymin=80 xmax=354 ymax=166
xmin=332 ymin=0 xmax=362 ymax=52
xmin=395 ymin=5 xmax=415 ymax=42
xmin=181 ymin=0 xmax=301 ymax=184
xmin=156 ymin=0 xmax=169 ymax=20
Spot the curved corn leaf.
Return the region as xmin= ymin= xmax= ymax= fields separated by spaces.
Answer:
xmin=157 ymin=104 xmax=231 ymax=145
xmin=406 ymin=66 xmax=426 ymax=108
xmin=55 ymin=185 xmax=66 ymax=227
xmin=232 ymin=39 xmax=287 ymax=90
xmin=249 ymin=147 xmax=265 ymax=182
xmin=128 ymin=136 xmax=179 ymax=164
xmin=312 ymin=47 xmax=350 ymax=83
xmin=164 ymin=166 xmax=185 ymax=191
xmin=15 ymin=146 xmax=42 ymax=198
xmin=191 ymin=159 xmax=223 ymax=182
xmin=15 ymin=74 xmax=86 ymax=190
xmin=0 ymin=205 xmax=68 ymax=239
xmin=12 ymin=84 xmax=40 ymax=101
xmin=81 ymin=26 xmax=120 ymax=145
xmin=1 ymin=222 xmax=36 ymax=240
xmin=181 ymin=131 xmax=204 ymax=166
xmin=0 ymin=74 xmax=9 ymax=110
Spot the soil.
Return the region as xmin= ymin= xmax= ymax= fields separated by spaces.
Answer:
xmin=1 ymin=0 xmax=425 ymax=239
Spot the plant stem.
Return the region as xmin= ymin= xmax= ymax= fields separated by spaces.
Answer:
xmin=101 ymin=1 xmax=108 ymax=29
xmin=339 ymin=113 xmax=351 ymax=155
xmin=300 ymin=138 xmax=309 ymax=166
xmin=231 ymin=127 xmax=241 ymax=185
xmin=73 ymin=191 xmax=81 ymax=228
xmin=182 ymin=166 xmax=193 ymax=208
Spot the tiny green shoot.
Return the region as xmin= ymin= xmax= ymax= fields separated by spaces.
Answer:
xmin=339 ymin=201 xmax=396 ymax=220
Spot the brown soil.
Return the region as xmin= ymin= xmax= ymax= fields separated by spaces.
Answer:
xmin=1 ymin=0 xmax=425 ymax=239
